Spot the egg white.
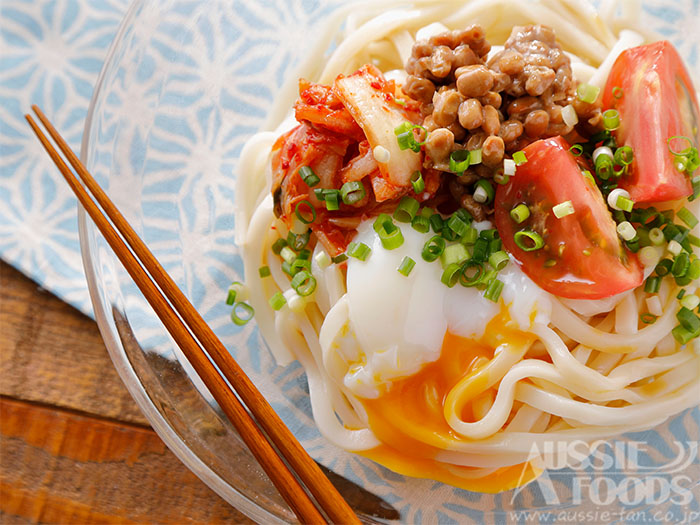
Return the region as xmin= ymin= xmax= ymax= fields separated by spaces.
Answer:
xmin=331 ymin=219 xmax=552 ymax=398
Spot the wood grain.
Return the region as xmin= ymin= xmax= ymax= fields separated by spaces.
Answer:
xmin=0 ymin=262 xmax=253 ymax=524
xmin=0 ymin=262 xmax=146 ymax=426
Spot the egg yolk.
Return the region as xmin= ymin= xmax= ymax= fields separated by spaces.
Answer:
xmin=358 ymin=310 xmax=541 ymax=492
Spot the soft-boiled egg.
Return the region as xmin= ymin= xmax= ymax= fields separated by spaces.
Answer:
xmin=332 ymin=219 xmax=552 ymax=399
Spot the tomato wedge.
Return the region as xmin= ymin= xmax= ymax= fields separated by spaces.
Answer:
xmin=602 ymin=41 xmax=699 ymax=203
xmin=494 ymin=137 xmax=644 ymax=299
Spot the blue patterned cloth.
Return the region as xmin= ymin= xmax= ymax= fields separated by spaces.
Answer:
xmin=0 ymin=0 xmax=129 ymax=315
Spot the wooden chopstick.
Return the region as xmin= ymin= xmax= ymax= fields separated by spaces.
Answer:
xmin=26 ymin=106 xmax=360 ymax=525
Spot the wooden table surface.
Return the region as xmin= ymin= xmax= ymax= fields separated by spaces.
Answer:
xmin=0 ymin=261 xmax=254 ymax=524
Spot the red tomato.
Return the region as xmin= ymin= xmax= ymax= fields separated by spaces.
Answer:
xmin=494 ymin=137 xmax=644 ymax=300
xmin=602 ymin=41 xmax=699 ymax=203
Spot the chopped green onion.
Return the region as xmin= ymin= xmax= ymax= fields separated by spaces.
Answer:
xmin=347 ymin=241 xmax=371 ymax=261
xmin=411 ymin=214 xmax=430 ymax=233
xmin=503 ymin=158 xmax=516 ymax=176
xmin=373 ymin=213 xmax=393 ymax=233
xmin=441 ymin=243 xmax=470 ymax=268
xmin=612 ymin=86 xmax=624 ymax=99
xmin=229 ymin=302 xmax=255 ymax=325
xmin=512 ymin=151 xmax=528 ymax=165
xmin=296 ymin=249 xmax=311 ymax=260
xmin=397 ymin=256 xmax=416 ymax=277
xmin=340 ymin=181 xmax=366 ymax=205
xmin=447 ymin=214 xmax=469 ymax=237
xmin=394 ymin=196 xmax=420 ymax=223
xmin=281 ymin=261 xmax=293 ymax=276
xmin=449 ymin=150 xmax=471 ymax=174
xmin=640 ymin=313 xmax=657 ymax=324
xmin=649 ymin=227 xmax=665 ymax=246
xmin=595 ymin=153 xmax=614 ymax=180
xmin=280 ymin=246 xmax=297 ymax=264
xmin=672 ymin=252 xmax=690 ymax=277
xmin=420 ymin=207 xmax=434 ymax=219
xmin=469 ymin=149 xmax=482 ymax=166
xmin=576 ymin=83 xmax=600 ymax=104
xmin=472 ymin=237 xmax=489 ymax=262
xmin=681 ymin=294 xmax=700 ymax=311
xmin=430 ymin=213 xmax=444 ymax=233
xmin=291 ymin=257 xmax=311 ymax=275
xmin=295 ymin=200 xmax=316 ymax=224
xmin=602 ymin=109 xmax=620 ymax=130
xmin=314 ymin=251 xmax=331 ymax=269
xmin=459 ymin=261 xmax=484 ymax=287
xmin=677 ymin=307 xmax=700 ymax=332
xmin=325 ymin=191 xmax=340 ymax=211
xmin=552 ymin=200 xmax=575 ymax=219
xmin=569 ymin=144 xmax=584 ymax=157
xmin=514 ymin=230 xmax=544 ymax=251
xmin=460 ymin=227 xmax=478 ymax=245
xmin=272 ymin=238 xmax=287 ymax=255
xmin=488 ymin=250 xmax=509 ymax=271
xmin=616 ymin=195 xmax=634 ymax=213
xmin=639 ymin=245 xmax=662 ymax=267
xmin=489 ymin=238 xmax=502 ymax=254
xmin=289 ymin=231 xmax=310 ymax=251
xmin=290 ymin=270 xmax=317 ymax=296
xmin=677 ymin=207 xmax=698 ymax=229
xmin=299 ymin=166 xmax=320 ymax=187
xmin=644 ymin=276 xmax=661 ymax=294
xmin=411 ymin=171 xmax=425 ymax=193
xmin=479 ymin=229 xmax=499 ymax=241
xmin=473 ymin=179 xmax=495 ymax=204
xmin=268 ymin=292 xmax=286 ymax=311
xmin=441 ymin=263 xmax=462 ymax=288
xmin=687 ymin=259 xmax=700 ymax=280
xmin=617 ymin=221 xmax=636 ymax=242
xmin=332 ymin=253 xmax=348 ymax=264
xmin=422 ymin=235 xmax=446 ymax=262
xmin=259 ymin=266 xmax=271 ymax=278
xmin=614 ymin=146 xmax=634 ymax=166
xmin=689 ymin=234 xmax=700 ymax=247
xmin=655 ymin=259 xmax=673 ymax=276
xmin=667 ymin=239 xmax=683 ymax=256
xmin=377 ymin=221 xmax=405 ymax=250
xmin=494 ymin=172 xmax=510 ymax=185
xmin=484 ymin=278 xmax=505 ymax=302
xmin=510 ymin=204 xmax=531 ymax=224
xmin=672 ymin=324 xmax=700 ymax=344
xmin=667 ymin=136 xmax=694 ymax=156
xmin=678 ymin=289 xmax=687 ymax=299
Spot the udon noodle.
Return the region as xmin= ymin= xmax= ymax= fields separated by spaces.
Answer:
xmin=234 ymin=0 xmax=700 ymax=492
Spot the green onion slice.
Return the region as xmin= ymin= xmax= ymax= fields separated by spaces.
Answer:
xmin=602 ymin=109 xmax=620 ymax=130
xmin=677 ymin=207 xmax=699 ymax=229
xmin=377 ymin=221 xmax=405 ymax=250
xmin=295 ymin=200 xmax=316 ymax=224
xmin=667 ymin=136 xmax=694 ymax=156
xmin=299 ymin=166 xmax=320 ymax=187
xmin=411 ymin=214 xmax=430 ymax=233
xmin=514 ymin=230 xmax=544 ymax=251
xmin=340 ymin=181 xmax=366 ymax=205
xmin=397 ymin=256 xmax=416 ymax=277
xmin=576 ymin=83 xmax=600 ymax=104
xmin=347 ymin=241 xmax=371 ymax=261
xmin=258 ymin=266 xmax=271 ymax=278
xmin=473 ymin=179 xmax=495 ymax=204
xmin=569 ymin=144 xmax=584 ymax=157
xmin=459 ymin=261 xmax=484 ymax=287
xmin=488 ymin=250 xmax=509 ymax=271
xmin=612 ymin=86 xmax=624 ymax=99
xmin=232 ymin=302 xmax=256 ymax=324
xmin=290 ymin=270 xmax=317 ymax=296
xmin=510 ymin=204 xmax=530 ymax=224
xmin=325 ymin=191 xmax=340 ymax=211
xmin=422 ymin=235 xmax=446 ymax=262
xmin=512 ymin=151 xmax=528 ymax=165
xmin=449 ymin=150 xmax=471 ymax=174
xmin=614 ymin=146 xmax=634 ymax=166
xmin=484 ymin=278 xmax=505 ymax=302
xmin=411 ymin=171 xmax=425 ymax=193
xmin=640 ymin=313 xmax=657 ymax=324
xmin=394 ymin=196 xmax=420 ymax=223
xmin=441 ymin=263 xmax=462 ymax=288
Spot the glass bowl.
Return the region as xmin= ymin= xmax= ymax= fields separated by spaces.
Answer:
xmin=79 ymin=1 xmax=699 ymax=523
